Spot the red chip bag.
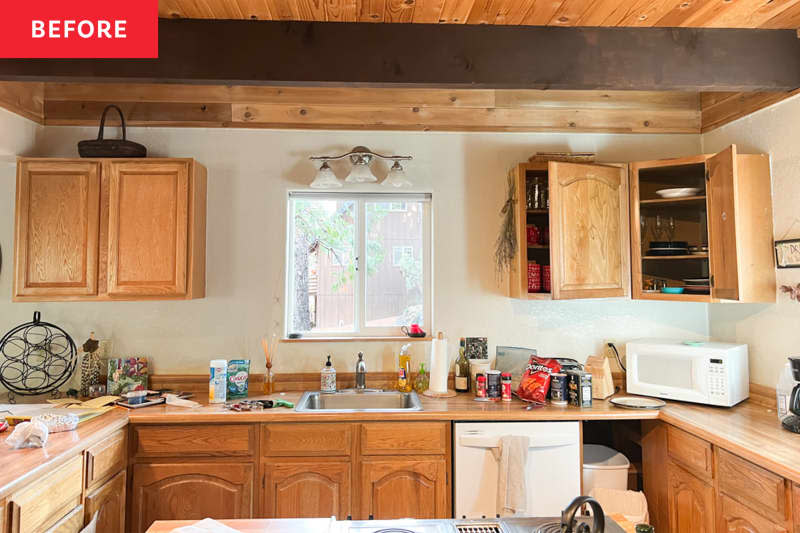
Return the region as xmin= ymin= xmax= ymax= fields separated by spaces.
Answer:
xmin=516 ymin=356 xmax=561 ymax=403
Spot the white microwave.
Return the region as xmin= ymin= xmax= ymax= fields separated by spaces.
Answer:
xmin=626 ymin=339 xmax=749 ymax=407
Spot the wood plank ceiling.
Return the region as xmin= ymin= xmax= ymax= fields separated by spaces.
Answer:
xmin=158 ymin=0 xmax=800 ymax=28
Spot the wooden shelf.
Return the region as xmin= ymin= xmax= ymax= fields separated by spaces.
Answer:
xmin=640 ymin=195 xmax=706 ymax=205
xmin=526 ymin=292 xmax=552 ymax=300
xmin=638 ymin=292 xmax=711 ymax=302
xmin=643 ymin=254 xmax=708 ymax=260
xmin=527 ymin=245 xmax=550 ymax=250
xmin=526 ymin=209 xmax=549 ymax=214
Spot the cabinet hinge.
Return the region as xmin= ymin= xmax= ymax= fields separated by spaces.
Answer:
xmin=262 ymin=474 xmax=265 ymax=489
xmin=710 ymin=275 xmax=715 ymax=288
xmin=705 ymin=167 xmax=710 ymax=181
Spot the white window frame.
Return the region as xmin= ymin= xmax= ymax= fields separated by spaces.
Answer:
xmin=392 ymin=245 xmax=414 ymax=267
xmin=286 ymin=191 xmax=433 ymax=338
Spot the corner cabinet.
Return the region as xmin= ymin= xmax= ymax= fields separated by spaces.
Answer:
xmin=13 ymin=158 xmax=207 ymax=301
xmin=510 ymin=161 xmax=630 ymax=300
xmin=630 ymin=145 xmax=775 ymax=303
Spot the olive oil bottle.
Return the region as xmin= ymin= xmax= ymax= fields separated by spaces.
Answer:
xmin=454 ymin=338 xmax=470 ymax=393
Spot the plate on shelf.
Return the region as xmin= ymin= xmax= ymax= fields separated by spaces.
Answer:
xmin=682 ymin=278 xmax=710 ymax=285
xmin=610 ymin=396 xmax=666 ymax=410
xmin=647 ymin=249 xmax=688 ymax=256
xmin=655 ymin=187 xmax=701 ymax=198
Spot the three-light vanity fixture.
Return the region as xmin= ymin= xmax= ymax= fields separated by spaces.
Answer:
xmin=309 ymin=146 xmax=413 ymax=188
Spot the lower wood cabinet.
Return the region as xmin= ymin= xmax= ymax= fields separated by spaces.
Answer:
xmin=666 ymin=461 xmax=714 ymax=533
xmin=129 ymin=463 xmax=254 ymax=533
xmin=85 ymin=470 xmax=126 ymax=533
xmin=44 ymin=505 xmax=84 ymax=533
xmin=262 ymin=460 xmax=351 ymax=519
xmin=9 ymin=455 xmax=84 ymax=533
xmin=719 ymin=494 xmax=789 ymax=533
xmin=360 ymin=457 xmax=448 ymax=520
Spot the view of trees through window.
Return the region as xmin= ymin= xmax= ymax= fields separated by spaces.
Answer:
xmin=290 ymin=197 xmax=425 ymax=334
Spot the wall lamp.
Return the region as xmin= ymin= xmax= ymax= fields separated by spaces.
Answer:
xmin=309 ymin=146 xmax=413 ymax=188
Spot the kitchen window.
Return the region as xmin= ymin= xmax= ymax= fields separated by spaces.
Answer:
xmin=286 ymin=192 xmax=432 ymax=338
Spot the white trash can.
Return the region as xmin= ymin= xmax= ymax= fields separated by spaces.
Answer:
xmin=583 ymin=444 xmax=630 ymax=493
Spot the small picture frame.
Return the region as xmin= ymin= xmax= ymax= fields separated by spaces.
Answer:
xmin=465 ymin=337 xmax=488 ymax=359
xmin=775 ymin=239 xmax=800 ymax=268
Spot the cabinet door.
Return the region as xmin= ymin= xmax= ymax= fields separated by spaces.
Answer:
xmin=719 ymin=494 xmax=788 ymax=533
xmin=43 ymin=505 xmax=84 ymax=533
xmin=548 ymin=162 xmax=630 ymax=299
xmin=14 ymin=160 xmax=101 ymax=298
xmin=106 ymin=160 xmax=189 ymax=297
xmin=360 ymin=458 xmax=448 ymax=520
xmin=707 ymin=145 xmax=739 ymax=300
xmin=84 ymin=470 xmax=125 ymax=533
xmin=667 ymin=461 xmax=714 ymax=533
xmin=129 ymin=463 xmax=253 ymax=533
xmin=263 ymin=460 xmax=351 ymax=519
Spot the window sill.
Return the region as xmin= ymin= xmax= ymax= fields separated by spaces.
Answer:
xmin=281 ymin=336 xmax=432 ymax=343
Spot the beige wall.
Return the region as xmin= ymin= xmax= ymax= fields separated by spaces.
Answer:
xmin=703 ymin=94 xmax=800 ymax=387
xmin=0 ymin=106 xmax=710 ymax=397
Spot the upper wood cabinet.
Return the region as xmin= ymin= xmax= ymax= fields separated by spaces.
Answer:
xmin=14 ymin=160 xmax=101 ymax=298
xmin=13 ymin=158 xmax=207 ymax=301
xmin=509 ymin=161 xmax=630 ymax=300
xmin=630 ymin=145 xmax=774 ymax=303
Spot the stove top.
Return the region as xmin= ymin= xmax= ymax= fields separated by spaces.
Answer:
xmin=341 ymin=515 xmax=626 ymax=533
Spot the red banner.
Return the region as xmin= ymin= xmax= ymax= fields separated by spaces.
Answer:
xmin=0 ymin=0 xmax=158 ymax=58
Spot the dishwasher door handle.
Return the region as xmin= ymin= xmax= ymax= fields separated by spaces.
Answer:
xmin=458 ymin=434 xmax=577 ymax=449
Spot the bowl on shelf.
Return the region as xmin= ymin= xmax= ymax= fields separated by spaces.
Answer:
xmin=649 ymin=241 xmax=688 ymax=249
xmin=661 ymin=287 xmax=685 ymax=294
xmin=655 ymin=188 xmax=702 ymax=198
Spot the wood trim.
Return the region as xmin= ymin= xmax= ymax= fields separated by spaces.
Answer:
xmin=149 ymin=372 xmax=455 ymax=394
xmin=750 ymin=383 xmax=777 ymax=410
xmin=701 ymin=90 xmax=800 ymax=133
xmin=0 ymin=82 xmax=44 ymax=124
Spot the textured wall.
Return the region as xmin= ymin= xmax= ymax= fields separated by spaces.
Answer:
xmin=703 ymin=94 xmax=800 ymax=387
xmin=0 ymin=107 xmax=709 ymax=397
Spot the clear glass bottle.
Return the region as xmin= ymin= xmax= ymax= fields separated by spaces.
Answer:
xmin=320 ymin=354 xmax=336 ymax=392
xmin=454 ymin=338 xmax=470 ymax=393
xmin=397 ymin=343 xmax=412 ymax=393
xmin=413 ymin=362 xmax=429 ymax=393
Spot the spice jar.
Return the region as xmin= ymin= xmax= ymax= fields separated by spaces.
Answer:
xmin=476 ymin=374 xmax=487 ymax=399
xmin=501 ymin=372 xmax=512 ymax=402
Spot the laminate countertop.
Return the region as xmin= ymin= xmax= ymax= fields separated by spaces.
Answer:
xmin=0 ymin=407 xmax=128 ymax=499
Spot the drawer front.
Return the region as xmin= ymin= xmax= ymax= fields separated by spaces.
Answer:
xmin=666 ymin=425 xmax=712 ymax=479
xmin=718 ymin=448 xmax=788 ymax=522
xmin=86 ymin=429 xmax=127 ymax=489
xmin=361 ymin=423 xmax=447 ymax=455
xmin=720 ymin=495 xmax=788 ymax=533
xmin=133 ymin=424 xmax=255 ymax=457
xmin=262 ymin=424 xmax=353 ymax=457
xmin=10 ymin=455 xmax=83 ymax=533
xmin=43 ymin=505 xmax=84 ymax=533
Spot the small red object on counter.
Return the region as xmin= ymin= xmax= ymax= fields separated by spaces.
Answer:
xmin=476 ymin=374 xmax=487 ymax=398
xmin=0 ymin=420 xmax=8 ymax=433
xmin=501 ymin=372 xmax=513 ymax=402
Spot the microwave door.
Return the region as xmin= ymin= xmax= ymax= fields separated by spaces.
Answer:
xmin=633 ymin=351 xmax=707 ymax=403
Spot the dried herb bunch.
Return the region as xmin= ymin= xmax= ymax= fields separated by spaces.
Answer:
xmin=780 ymin=284 xmax=800 ymax=301
xmin=495 ymin=171 xmax=517 ymax=282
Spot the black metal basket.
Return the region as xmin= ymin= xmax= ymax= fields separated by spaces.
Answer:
xmin=78 ymin=104 xmax=147 ymax=158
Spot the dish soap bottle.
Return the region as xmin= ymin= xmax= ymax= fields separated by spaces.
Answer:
xmin=321 ymin=355 xmax=336 ymax=392
xmin=397 ymin=343 xmax=412 ymax=392
xmin=414 ymin=362 xmax=429 ymax=393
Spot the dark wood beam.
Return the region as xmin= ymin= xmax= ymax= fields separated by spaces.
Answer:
xmin=0 ymin=21 xmax=799 ymax=90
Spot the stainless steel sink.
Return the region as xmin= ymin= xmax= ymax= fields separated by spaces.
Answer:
xmin=295 ymin=389 xmax=423 ymax=412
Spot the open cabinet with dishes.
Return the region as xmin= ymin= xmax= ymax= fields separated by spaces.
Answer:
xmin=630 ymin=145 xmax=776 ymax=303
xmin=508 ymin=160 xmax=630 ymax=300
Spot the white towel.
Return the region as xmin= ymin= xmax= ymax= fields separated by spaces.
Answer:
xmin=171 ymin=518 xmax=244 ymax=533
xmin=589 ymin=487 xmax=649 ymax=524
xmin=491 ymin=435 xmax=529 ymax=516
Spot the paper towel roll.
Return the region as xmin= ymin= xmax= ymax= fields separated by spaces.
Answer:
xmin=429 ymin=335 xmax=449 ymax=393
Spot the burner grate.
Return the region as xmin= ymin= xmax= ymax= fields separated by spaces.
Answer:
xmin=534 ymin=523 xmax=563 ymax=533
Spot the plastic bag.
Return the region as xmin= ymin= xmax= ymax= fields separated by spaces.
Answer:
xmin=6 ymin=420 xmax=49 ymax=448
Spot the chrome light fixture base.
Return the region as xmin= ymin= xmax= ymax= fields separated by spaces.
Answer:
xmin=309 ymin=146 xmax=412 ymax=188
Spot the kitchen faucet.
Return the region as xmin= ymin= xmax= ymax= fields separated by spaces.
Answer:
xmin=355 ymin=352 xmax=367 ymax=390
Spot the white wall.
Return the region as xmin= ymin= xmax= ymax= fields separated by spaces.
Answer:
xmin=702 ymin=94 xmax=800 ymax=387
xmin=0 ymin=107 xmax=709 ymax=394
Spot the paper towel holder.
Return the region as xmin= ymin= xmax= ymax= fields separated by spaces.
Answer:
xmin=423 ymin=331 xmax=458 ymax=398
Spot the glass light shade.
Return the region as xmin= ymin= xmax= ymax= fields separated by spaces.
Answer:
xmin=382 ymin=162 xmax=412 ymax=188
xmin=310 ymin=162 xmax=342 ymax=188
xmin=345 ymin=161 xmax=378 ymax=183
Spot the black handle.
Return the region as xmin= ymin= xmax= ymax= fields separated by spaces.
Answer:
xmin=368 ymin=514 xmax=374 ymax=520
xmin=791 ymin=384 xmax=800 ymax=414
xmin=32 ymin=311 xmax=41 ymax=324
xmin=96 ymin=104 xmax=127 ymax=141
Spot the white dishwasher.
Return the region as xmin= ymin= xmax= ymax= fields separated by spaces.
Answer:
xmin=454 ymin=421 xmax=581 ymax=518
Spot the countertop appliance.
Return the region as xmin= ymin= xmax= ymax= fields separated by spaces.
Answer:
xmin=782 ymin=357 xmax=800 ymax=433
xmin=454 ymin=421 xmax=581 ymax=518
xmin=341 ymin=516 xmax=624 ymax=533
xmin=626 ymin=339 xmax=749 ymax=407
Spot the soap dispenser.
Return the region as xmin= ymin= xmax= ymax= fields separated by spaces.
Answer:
xmin=397 ymin=343 xmax=412 ymax=393
xmin=321 ymin=354 xmax=336 ymax=392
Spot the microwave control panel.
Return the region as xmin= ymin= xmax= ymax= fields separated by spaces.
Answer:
xmin=707 ymin=358 xmax=727 ymax=399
